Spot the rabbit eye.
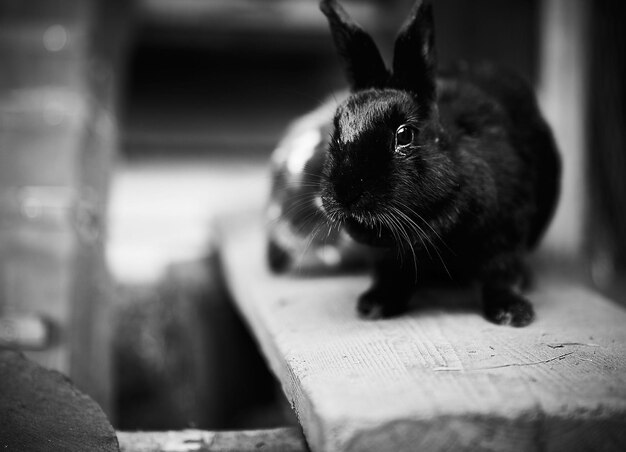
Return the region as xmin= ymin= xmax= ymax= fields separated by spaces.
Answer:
xmin=395 ymin=125 xmax=416 ymax=149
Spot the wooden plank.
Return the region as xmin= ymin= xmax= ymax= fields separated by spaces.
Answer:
xmin=0 ymin=350 xmax=119 ymax=451
xmin=537 ymin=0 xmax=589 ymax=255
xmin=117 ymin=428 xmax=308 ymax=452
xmin=586 ymin=0 xmax=626 ymax=298
xmin=217 ymin=214 xmax=626 ymax=452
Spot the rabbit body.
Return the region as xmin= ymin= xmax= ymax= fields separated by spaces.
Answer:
xmin=267 ymin=0 xmax=560 ymax=327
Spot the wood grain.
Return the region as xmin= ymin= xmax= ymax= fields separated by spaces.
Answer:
xmin=218 ymin=214 xmax=626 ymax=452
xmin=117 ymin=428 xmax=308 ymax=452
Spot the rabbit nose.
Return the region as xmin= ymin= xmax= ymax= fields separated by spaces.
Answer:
xmin=334 ymin=177 xmax=365 ymax=209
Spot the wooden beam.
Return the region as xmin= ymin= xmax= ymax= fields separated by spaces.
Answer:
xmin=117 ymin=428 xmax=308 ymax=452
xmin=586 ymin=0 xmax=626 ymax=299
xmin=537 ymin=0 xmax=589 ymax=256
xmin=218 ymin=214 xmax=626 ymax=452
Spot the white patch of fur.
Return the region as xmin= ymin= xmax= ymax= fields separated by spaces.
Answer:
xmin=317 ymin=245 xmax=342 ymax=266
xmin=286 ymin=128 xmax=321 ymax=174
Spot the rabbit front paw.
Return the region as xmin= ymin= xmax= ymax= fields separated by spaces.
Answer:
xmin=357 ymin=288 xmax=410 ymax=320
xmin=483 ymin=287 xmax=535 ymax=327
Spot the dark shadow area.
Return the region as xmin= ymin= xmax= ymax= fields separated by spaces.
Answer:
xmin=122 ymin=29 xmax=345 ymax=160
xmin=113 ymin=251 xmax=297 ymax=430
xmin=121 ymin=0 xmax=540 ymax=160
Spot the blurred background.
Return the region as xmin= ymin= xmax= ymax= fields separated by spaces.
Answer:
xmin=1 ymin=0 xmax=624 ymax=432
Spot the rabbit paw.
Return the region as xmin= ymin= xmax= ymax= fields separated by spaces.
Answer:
xmin=267 ymin=239 xmax=292 ymax=273
xmin=357 ymin=289 xmax=408 ymax=320
xmin=483 ymin=288 xmax=535 ymax=327
xmin=357 ymin=293 xmax=385 ymax=319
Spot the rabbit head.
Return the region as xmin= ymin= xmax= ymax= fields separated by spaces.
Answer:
xmin=319 ymin=0 xmax=459 ymax=247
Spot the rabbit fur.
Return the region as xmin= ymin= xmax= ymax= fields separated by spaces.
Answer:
xmin=267 ymin=0 xmax=561 ymax=327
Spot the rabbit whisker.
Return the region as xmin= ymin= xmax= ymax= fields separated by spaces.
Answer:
xmin=380 ymin=210 xmax=406 ymax=267
xmin=385 ymin=208 xmax=419 ymax=279
xmin=391 ymin=202 xmax=452 ymax=279
xmin=399 ymin=201 xmax=455 ymax=255
xmin=295 ymin=214 xmax=331 ymax=273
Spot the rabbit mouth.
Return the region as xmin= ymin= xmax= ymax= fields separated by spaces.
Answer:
xmin=320 ymin=193 xmax=393 ymax=246
xmin=344 ymin=214 xmax=394 ymax=247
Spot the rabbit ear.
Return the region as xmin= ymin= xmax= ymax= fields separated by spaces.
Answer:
xmin=320 ymin=0 xmax=390 ymax=90
xmin=392 ymin=0 xmax=437 ymax=106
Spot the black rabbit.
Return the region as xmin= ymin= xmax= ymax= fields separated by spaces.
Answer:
xmin=267 ymin=0 xmax=560 ymax=327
